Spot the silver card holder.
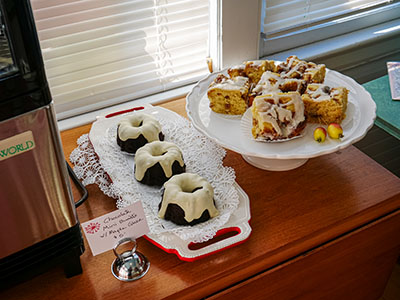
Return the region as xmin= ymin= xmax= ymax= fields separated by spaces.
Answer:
xmin=111 ymin=237 xmax=150 ymax=282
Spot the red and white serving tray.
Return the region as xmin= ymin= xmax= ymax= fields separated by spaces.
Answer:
xmin=144 ymin=183 xmax=251 ymax=262
xmin=88 ymin=104 xmax=252 ymax=261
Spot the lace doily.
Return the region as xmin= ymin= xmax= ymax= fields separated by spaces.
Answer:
xmin=70 ymin=109 xmax=239 ymax=243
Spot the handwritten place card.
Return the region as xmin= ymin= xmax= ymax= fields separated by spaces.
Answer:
xmin=81 ymin=201 xmax=149 ymax=256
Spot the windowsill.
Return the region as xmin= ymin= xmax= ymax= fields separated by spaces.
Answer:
xmin=58 ymin=19 xmax=400 ymax=131
xmin=264 ymin=18 xmax=400 ymax=61
xmin=262 ymin=18 xmax=400 ymax=82
xmin=57 ymin=83 xmax=195 ymax=131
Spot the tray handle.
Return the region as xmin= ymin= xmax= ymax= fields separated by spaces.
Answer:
xmin=105 ymin=106 xmax=145 ymax=118
xmin=175 ymin=222 xmax=252 ymax=261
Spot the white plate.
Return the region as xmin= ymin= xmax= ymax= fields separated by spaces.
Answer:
xmin=186 ymin=69 xmax=376 ymax=170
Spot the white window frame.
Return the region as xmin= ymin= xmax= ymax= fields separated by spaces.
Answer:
xmin=216 ymin=0 xmax=400 ymax=83
xmin=208 ymin=0 xmax=261 ymax=71
xmin=59 ymin=0 xmax=400 ymax=131
xmin=59 ymin=0 xmax=261 ymax=130
xmin=260 ymin=1 xmax=400 ymax=56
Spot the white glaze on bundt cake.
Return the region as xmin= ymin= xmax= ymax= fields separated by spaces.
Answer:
xmin=134 ymin=141 xmax=185 ymax=186
xmin=159 ymin=173 xmax=219 ymax=226
xmin=117 ymin=113 xmax=164 ymax=153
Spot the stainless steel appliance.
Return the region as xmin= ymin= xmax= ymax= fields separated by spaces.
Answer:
xmin=0 ymin=0 xmax=85 ymax=287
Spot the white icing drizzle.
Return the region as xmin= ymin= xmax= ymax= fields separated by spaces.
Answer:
xmin=252 ymin=92 xmax=305 ymax=139
xmin=278 ymin=55 xmax=324 ymax=80
xmin=306 ymin=84 xmax=342 ymax=102
xmin=209 ymin=75 xmax=249 ymax=93
xmin=252 ymin=71 xmax=283 ymax=94
xmin=134 ymin=141 xmax=185 ymax=181
xmin=246 ymin=60 xmax=265 ymax=67
xmin=118 ymin=113 xmax=161 ymax=142
xmin=228 ymin=63 xmax=245 ymax=71
xmin=280 ymin=57 xmax=308 ymax=78
xmin=159 ymin=173 xmax=219 ymax=223
xmin=252 ymin=71 xmax=304 ymax=95
xmin=305 ymin=84 xmax=331 ymax=101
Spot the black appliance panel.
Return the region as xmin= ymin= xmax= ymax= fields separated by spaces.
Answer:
xmin=0 ymin=0 xmax=51 ymax=120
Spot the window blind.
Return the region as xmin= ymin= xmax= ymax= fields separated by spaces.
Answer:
xmin=261 ymin=0 xmax=400 ymax=55
xmin=30 ymin=0 xmax=210 ymax=118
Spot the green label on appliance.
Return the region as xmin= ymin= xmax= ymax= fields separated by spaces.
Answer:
xmin=0 ymin=131 xmax=36 ymax=161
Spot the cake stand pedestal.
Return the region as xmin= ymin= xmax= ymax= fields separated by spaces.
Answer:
xmin=241 ymin=155 xmax=308 ymax=171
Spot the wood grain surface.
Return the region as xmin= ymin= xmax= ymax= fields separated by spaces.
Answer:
xmin=1 ymin=98 xmax=400 ymax=300
xmin=210 ymin=210 xmax=400 ymax=300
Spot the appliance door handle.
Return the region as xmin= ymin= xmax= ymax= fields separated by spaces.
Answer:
xmin=66 ymin=162 xmax=88 ymax=208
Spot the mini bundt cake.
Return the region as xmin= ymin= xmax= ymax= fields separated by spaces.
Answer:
xmin=158 ymin=173 xmax=219 ymax=226
xmin=134 ymin=141 xmax=185 ymax=186
xmin=117 ymin=113 xmax=164 ymax=154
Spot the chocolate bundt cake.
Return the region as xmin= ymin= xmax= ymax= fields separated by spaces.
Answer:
xmin=134 ymin=141 xmax=185 ymax=186
xmin=158 ymin=173 xmax=219 ymax=226
xmin=117 ymin=113 xmax=164 ymax=154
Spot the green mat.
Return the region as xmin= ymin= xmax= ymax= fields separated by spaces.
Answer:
xmin=363 ymin=75 xmax=400 ymax=140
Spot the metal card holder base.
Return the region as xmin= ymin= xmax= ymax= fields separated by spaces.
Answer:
xmin=111 ymin=237 xmax=150 ymax=282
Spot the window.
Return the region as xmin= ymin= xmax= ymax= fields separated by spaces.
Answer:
xmin=30 ymin=0 xmax=400 ymax=126
xmin=260 ymin=0 xmax=400 ymax=56
xmin=30 ymin=0 xmax=210 ymax=120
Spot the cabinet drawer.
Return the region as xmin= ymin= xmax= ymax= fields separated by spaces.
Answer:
xmin=210 ymin=210 xmax=400 ymax=300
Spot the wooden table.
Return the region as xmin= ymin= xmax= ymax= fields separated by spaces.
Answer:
xmin=2 ymin=98 xmax=400 ymax=299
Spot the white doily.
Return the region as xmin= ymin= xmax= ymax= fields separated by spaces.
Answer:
xmin=70 ymin=110 xmax=239 ymax=243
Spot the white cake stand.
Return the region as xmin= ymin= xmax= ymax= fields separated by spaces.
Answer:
xmin=186 ymin=68 xmax=376 ymax=171
xmin=241 ymin=155 xmax=308 ymax=171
